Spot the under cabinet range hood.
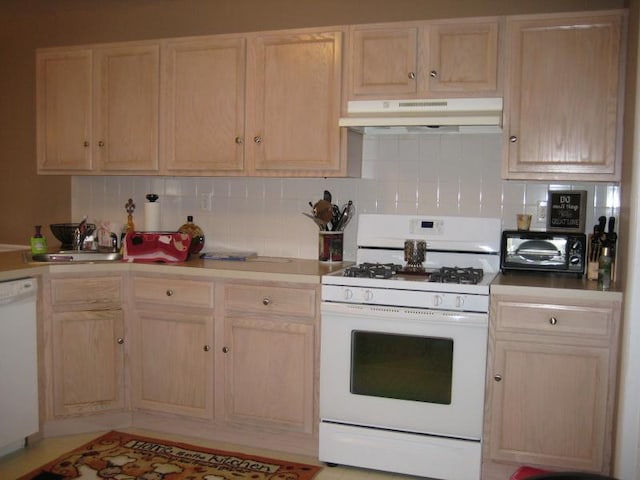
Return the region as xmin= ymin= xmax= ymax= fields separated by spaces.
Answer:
xmin=339 ymin=97 xmax=503 ymax=128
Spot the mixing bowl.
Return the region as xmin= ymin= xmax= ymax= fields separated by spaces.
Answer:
xmin=50 ymin=223 xmax=96 ymax=248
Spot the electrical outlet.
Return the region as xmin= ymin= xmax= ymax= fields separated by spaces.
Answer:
xmin=200 ymin=193 xmax=212 ymax=211
xmin=537 ymin=201 xmax=547 ymax=223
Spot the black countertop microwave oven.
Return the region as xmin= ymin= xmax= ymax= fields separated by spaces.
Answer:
xmin=500 ymin=230 xmax=586 ymax=276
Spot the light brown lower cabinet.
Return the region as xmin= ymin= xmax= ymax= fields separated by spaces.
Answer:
xmin=42 ymin=274 xmax=126 ymax=419
xmin=129 ymin=274 xmax=215 ymax=419
xmin=40 ymin=272 xmax=320 ymax=455
xmin=482 ymin=291 xmax=622 ymax=479
xmin=216 ymin=281 xmax=317 ymax=434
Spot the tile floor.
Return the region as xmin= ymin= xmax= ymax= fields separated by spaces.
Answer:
xmin=0 ymin=428 xmax=424 ymax=479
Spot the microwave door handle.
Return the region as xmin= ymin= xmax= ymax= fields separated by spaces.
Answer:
xmin=517 ymin=248 xmax=561 ymax=256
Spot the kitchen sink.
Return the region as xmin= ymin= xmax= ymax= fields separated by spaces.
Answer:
xmin=30 ymin=251 xmax=123 ymax=263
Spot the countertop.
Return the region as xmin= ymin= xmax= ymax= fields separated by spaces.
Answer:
xmin=0 ymin=249 xmax=349 ymax=284
xmin=0 ymin=249 xmax=625 ymax=300
xmin=491 ymin=271 xmax=623 ymax=301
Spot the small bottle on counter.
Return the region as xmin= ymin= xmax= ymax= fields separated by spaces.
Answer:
xmin=30 ymin=225 xmax=48 ymax=254
xmin=178 ymin=215 xmax=205 ymax=255
xmin=597 ymin=246 xmax=612 ymax=290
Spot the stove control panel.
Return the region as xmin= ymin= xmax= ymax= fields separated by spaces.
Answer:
xmin=323 ymin=285 xmax=489 ymax=313
xmin=410 ymin=219 xmax=444 ymax=235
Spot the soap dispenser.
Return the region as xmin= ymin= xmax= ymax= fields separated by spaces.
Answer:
xmin=30 ymin=225 xmax=48 ymax=254
xmin=178 ymin=215 xmax=205 ymax=254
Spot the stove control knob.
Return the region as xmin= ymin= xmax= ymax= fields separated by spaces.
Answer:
xmin=433 ymin=295 xmax=443 ymax=307
xmin=364 ymin=289 xmax=374 ymax=302
xmin=343 ymin=288 xmax=353 ymax=300
xmin=456 ymin=296 xmax=465 ymax=308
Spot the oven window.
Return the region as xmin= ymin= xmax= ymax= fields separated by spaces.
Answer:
xmin=350 ymin=331 xmax=453 ymax=404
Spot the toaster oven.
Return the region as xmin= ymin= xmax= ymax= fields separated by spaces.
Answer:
xmin=500 ymin=230 xmax=586 ymax=275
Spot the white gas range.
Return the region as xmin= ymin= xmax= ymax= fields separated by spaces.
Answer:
xmin=319 ymin=214 xmax=501 ymax=480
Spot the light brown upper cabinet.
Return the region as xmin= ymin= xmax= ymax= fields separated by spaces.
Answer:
xmin=245 ymin=28 xmax=348 ymax=176
xmin=36 ymin=49 xmax=93 ymax=172
xmin=502 ymin=11 xmax=625 ymax=181
xmin=37 ymin=27 xmax=356 ymax=177
xmin=37 ymin=42 xmax=161 ymax=174
xmin=161 ymin=35 xmax=246 ymax=175
xmin=346 ymin=18 xmax=500 ymax=100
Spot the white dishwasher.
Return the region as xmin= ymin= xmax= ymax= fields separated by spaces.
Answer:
xmin=0 ymin=277 xmax=38 ymax=457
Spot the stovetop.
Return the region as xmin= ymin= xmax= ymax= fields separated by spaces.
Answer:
xmin=323 ymin=263 xmax=496 ymax=295
xmin=343 ymin=263 xmax=485 ymax=284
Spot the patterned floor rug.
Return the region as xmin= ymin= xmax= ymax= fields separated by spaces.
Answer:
xmin=19 ymin=430 xmax=322 ymax=480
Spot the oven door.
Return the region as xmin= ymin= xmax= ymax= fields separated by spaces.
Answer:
xmin=320 ymin=302 xmax=488 ymax=440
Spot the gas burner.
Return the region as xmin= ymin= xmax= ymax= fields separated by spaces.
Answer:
xmin=429 ymin=267 xmax=484 ymax=284
xmin=343 ymin=263 xmax=403 ymax=279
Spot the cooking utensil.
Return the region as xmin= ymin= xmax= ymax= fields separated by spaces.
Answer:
xmin=336 ymin=200 xmax=354 ymax=231
xmin=331 ymin=204 xmax=341 ymax=230
xmin=302 ymin=212 xmax=328 ymax=230
xmin=313 ymin=200 xmax=333 ymax=223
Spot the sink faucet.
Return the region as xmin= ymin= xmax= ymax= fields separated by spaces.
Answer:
xmin=73 ymin=218 xmax=88 ymax=250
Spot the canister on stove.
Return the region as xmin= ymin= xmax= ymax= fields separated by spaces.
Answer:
xmin=404 ymin=239 xmax=426 ymax=271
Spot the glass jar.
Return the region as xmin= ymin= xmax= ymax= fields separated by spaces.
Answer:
xmin=178 ymin=215 xmax=205 ymax=255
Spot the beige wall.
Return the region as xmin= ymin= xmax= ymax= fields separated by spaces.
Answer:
xmin=0 ymin=0 xmax=627 ymax=244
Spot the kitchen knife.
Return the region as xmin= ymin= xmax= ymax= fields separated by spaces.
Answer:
xmin=608 ymin=216 xmax=616 ymax=238
xmin=591 ymin=223 xmax=602 ymax=262
xmin=608 ymin=216 xmax=617 ymax=282
xmin=608 ymin=216 xmax=617 ymax=252
xmin=598 ymin=216 xmax=607 ymax=235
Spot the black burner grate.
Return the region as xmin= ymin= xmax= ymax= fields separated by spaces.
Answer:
xmin=343 ymin=263 xmax=403 ymax=279
xmin=429 ymin=267 xmax=484 ymax=284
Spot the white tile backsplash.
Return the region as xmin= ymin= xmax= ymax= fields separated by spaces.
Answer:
xmin=72 ymin=132 xmax=620 ymax=261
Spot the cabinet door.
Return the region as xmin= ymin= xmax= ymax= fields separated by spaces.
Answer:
xmin=247 ymin=30 xmax=343 ymax=176
xmin=162 ymin=36 xmax=246 ymax=175
xmin=222 ymin=315 xmax=314 ymax=433
xmin=425 ymin=20 xmax=499 ymax=94
xmin=36 ymin=49 xmax=93 ymax=173
xmin=94 ymin=43 xmax=160 ymax=172
xmin=132 ymin=309 xmax=214 ymax=419
xmin=349 ymin=26 xmax=418 ymax=97
xmin=489 ymin=339 xmax=609 ymax=471
xmin=51 ymin=309 xmax=124 ymax=416
xmin=503 ymin=13 xmax=623 ymax=180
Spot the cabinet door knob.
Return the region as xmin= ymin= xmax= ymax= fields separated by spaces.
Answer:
xmin=166 ymin=289 xmax=174 ymax=297
xmin=429 ymin=70 xmax=438 ymax=78
xmin=235 ymin=136 xmax=244 ymax=145
xmin=509 ymin=135 xmax=518 ymax=143
xmin=253 ymin=136 xmax=263 ymax=144
xmin=408 ymin=71 xmax=416 ymax=79
xmin=117 ymin=337 xmax=124 ymax=345
xmin=83 ymin=141 xmax=90 ymax=147
xmin=98 ymin=140 xmax=105 ymax=147
xmin=549 ymin=317 xmax=558 ymax=325
xmin=203 ymin=345 xmax=211 ymax=352
xmin=494 ymin=374 xmax=502 ymax=382
xmin=262 ymin=297 xmax=271 ymax=306
xmin=222 ymin=346 xmax=230 ymax=353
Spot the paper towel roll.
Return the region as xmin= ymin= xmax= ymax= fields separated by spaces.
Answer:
xmin=145 ymin=202 xmax=161 ymax=231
